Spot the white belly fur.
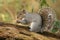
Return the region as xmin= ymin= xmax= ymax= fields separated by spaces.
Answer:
xmin=29 ymin=14 xmax=42 ymax=32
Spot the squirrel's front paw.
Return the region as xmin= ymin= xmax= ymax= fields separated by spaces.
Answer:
xmin=17 ymin=20 xmax=21 ymax=23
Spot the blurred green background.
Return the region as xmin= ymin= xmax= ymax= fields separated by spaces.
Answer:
xmin=0 ymin=0 xmax=60 ymax=24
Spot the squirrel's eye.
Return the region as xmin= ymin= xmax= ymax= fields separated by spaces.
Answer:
xmin=19 ymin=13 xmax=22 ymax=15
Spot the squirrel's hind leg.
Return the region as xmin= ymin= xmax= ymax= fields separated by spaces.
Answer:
xmin=29 ymin=22 xmax=42 ymax=32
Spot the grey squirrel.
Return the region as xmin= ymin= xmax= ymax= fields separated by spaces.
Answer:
xmin=17 ymin=7 xmax=57 ymax=33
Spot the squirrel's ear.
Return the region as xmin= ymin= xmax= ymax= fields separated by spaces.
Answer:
xmin=22 ymin=9 xmax=26 ymax=14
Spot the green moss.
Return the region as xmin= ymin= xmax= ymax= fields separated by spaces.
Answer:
xmin=51 ymin=28 xmax=58 ymax=33
xmin=51 ymin=20 xmax=60 ymax=33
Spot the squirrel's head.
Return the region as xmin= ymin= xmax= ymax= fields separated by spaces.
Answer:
xmin=17 ymin=9 xmax=27 ymax=20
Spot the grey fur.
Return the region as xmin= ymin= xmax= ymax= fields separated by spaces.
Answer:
xmin=19 ymin=12 xmax=42 ymax=32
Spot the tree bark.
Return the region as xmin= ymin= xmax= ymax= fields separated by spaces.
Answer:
xmin=0 ymin=22 xmax=60 ymax=40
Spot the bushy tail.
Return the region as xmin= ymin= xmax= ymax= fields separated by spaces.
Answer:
xmin=38 ymin=7 xmax=57 ymax=32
